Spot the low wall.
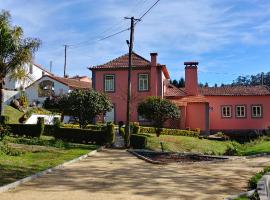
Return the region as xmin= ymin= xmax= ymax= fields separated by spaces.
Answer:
xmin=25 ymin=114 xmax=61 ymax=125
xmin=257 ymin=172 xmax=270 ymax=200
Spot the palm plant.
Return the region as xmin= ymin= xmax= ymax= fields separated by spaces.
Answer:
xmin=0 ymin=10 xmax=40 ymax=115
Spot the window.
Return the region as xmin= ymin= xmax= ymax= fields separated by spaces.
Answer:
xmin=236 ymin=105 xmax=246 ymax=118
xmin=252 ymin=105 xmax=262 ymax=118
xmin=138 ymin=74 xmax=149 ymax=91
xmin=221 ymin=106 xmax=232 ymax=118
xmin=104 ymin=75 xmax=115 ymax=92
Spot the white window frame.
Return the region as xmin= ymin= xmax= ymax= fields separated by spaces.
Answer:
xmin=221 ymin=106 xmax=232 ymax=118
xmin=236 ymin=105 xmax=246 ymax=118
xmin=252 ymin=105 xmax=262 ymax=118
xmin=104 ymin=74 xmax=115 ymax=92
xmin=138 ymin=74 xmax=149 ymax=91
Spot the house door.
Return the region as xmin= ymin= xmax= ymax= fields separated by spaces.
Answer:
xmin=105 ymin=106 xmax=115 ymax=123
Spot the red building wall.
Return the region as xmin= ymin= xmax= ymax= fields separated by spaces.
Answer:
xmin=207 ymin=96 xmax=270 ymax=130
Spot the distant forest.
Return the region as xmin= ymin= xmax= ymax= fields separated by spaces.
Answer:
xmin=170 ymin=71 xmax=270 ymax=88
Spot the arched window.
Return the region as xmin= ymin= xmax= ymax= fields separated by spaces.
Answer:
xmin=38 ymin=80 xmax=54 ymax=97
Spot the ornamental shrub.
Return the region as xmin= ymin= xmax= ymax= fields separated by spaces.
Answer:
xmin=132 ymin=122 xmax=140 ymax=135
xmin=139 ymin=126 xmax=199 ymax=137
xmin=37 ymin=117 xmax=45 ymax=137
xmin=130 ymin=134 xmax=147 ymax=149
xmin=0 ymin=115 xmax=9 ymax=125
xmin=106 ymin=122 xmax=115 ymax=145
xmin=119 ymin=127 xmax=125 ymax=138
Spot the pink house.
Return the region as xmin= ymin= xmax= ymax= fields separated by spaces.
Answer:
xmin=89 ymin=52 xmax=270 ymax=134
xmin=89 ymin=52 xmax=170 ymax=123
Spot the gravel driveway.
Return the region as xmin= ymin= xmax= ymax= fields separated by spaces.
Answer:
xmin=1 ymin=149 xmax=270 ymax=200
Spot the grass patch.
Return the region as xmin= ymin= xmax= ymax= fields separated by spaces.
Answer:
xmin=0 ymin=136 xmax=98 ymax=186
xmin=146 ymin=134 xmax=234 ymax=155
xmin=146 ymin=134 xmax=270 ymax=156
xmin=3 ymin=105 xmax=24 ymax=124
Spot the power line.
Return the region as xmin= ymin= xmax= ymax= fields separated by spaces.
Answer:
xmin=135 ymin=0 xmax=161 ymax=24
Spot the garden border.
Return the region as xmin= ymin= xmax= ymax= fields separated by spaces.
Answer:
xmin=128 ymin=149 xmax=233 ymax=165
xmin=0 ymin=146 xmax=103 ymax=193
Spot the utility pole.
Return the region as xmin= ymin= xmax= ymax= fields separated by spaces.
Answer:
xmin=64 ymin=45 xmax=68 ymax=77
xmin=124 ymin=16 xmax=140 ymax=148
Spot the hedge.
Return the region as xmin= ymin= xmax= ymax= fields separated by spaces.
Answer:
xmin=139 ymin=126 xmax=200 ymax=137
xmin=53 ymin=127 xmax=107 ymax=145
xmin=130 ymin=134 xmax=147 ymax=149
xmin=62 ymin=124 xmax=105 ymax=130
xmin=9 ymin=118 xmax=45 ymax=138
xmin=53 ymin=123 xmax=115 ymax=145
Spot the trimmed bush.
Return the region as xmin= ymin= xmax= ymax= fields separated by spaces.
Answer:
xmin=132 ymin=122 xmax=140 ymax=135
xmin=130 ymin=134 xmax=147 ymax=149
xmin=9 ymin=124 xmax=43 ymax=138
xmin=0 ymin=115 xmax=9 ymax=125
xmin=140 ymin=126 xmax=199 ymax=137
xmin=106 ymin=122 xmax=115 ymax=145
xmin=119 ymin=127 xmax=125 ymax=138
xmin=62 ymin=124 xmax=104 ymax=130
xmin=53 ymin=127 xmax=106 ymax=145
xmin=37 ymin=117 xmax=45 ymax=137
xmin=43 ymin=125 xmax=55 ymax=136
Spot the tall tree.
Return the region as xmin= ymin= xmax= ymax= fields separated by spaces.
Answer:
xmin=0 ymin=10 xmax=40 ymax=115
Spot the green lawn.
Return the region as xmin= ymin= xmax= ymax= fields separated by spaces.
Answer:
xmin=0 ymin=136 xmax=98 ymax=186
xmin=3 ymin=105 xmax=24 ymax=124
xmin=238 ymin=140 xmax=270 ymax=156
xmin=145 ymin=134 xmax=270 ymax=156
xmin=146 ymin=135 xmax=233 ymax=155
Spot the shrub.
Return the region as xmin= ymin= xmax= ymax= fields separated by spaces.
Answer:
xmin=37 ymin=117 xmax=45 ymax=137
xmin=130 ymin=134 xmax=147 ymax=149
xmin=53 ymin=127 xmax=106 ymax=145
xmin=0 ymin=124 xmax=10 ymax=141
xmin=119 ymin=127 xmax=125 ymax=138
xmin=106 ymin=122 xmax=115 ymax=145
xmin=0 ymin=115 xmax=9 ymax=125
xmin=9 ymin=123 xmax=44 ymax=138
xmin=132 ymin=122 xmax=140 ymax=135
xmin=0 ymin=141 xmax=22 ymax=156
xmin=18 ymin=92 xmax=28 ymax=108
xmin=140 ymin=126 xmax=199 ymax=137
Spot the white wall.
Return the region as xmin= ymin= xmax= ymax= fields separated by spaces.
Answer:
xmin=25 ymin=76 xmax=70 ymax=105
xmin=25 ymin=114 xmax=61 ymax=125
xmin=4 ymin=63 xmax=51 ymax=90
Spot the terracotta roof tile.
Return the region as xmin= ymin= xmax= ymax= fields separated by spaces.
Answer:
xmin=89 ymin=52 xmax=151 ymax=69
xmin=51 ymin=76 xmax=91 ymax=89
xmin=165 ymin=84 xmax=186 ymax=97
xmin=199 ymin=85 xmax=270 ymax=96
xmin=89 ymin=51 xmax=170 ymax=79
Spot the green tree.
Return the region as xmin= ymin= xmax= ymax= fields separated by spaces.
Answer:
xmin=0 ymin=10 xmax=40 ymax=114
xmin=178 ymin=77 xmax=185 ymax=87
xmin=57 ymin=90 xmax=112 ymax=128
xmin=138 ymin=97 xmax=180 ymax=137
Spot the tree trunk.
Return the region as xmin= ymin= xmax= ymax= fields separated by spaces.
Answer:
xmin=0 ymin=79 xmax=4 ymax=116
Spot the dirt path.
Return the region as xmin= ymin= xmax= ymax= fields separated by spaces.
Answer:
xmin=1 ymin=149 xmax=270 ymax=200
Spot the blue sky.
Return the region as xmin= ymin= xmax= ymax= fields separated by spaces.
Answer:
xmin=1 ymin=0 xmax=270 ymax=86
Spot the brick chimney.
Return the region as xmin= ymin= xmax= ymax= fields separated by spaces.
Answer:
xmin=184 ymin=62 xmax=199 ymax=96
xmin=150 ymin=53 xmax=158 ymax=67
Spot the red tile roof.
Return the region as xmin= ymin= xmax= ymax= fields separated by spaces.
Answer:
xmin=89 ymin=52 xmax=151 ymax=69
xmin=165 ymin=85 xmax=270 ymax=98
xmin=89 ymin=52 xmax=170 ymax=79
xmin=50 ymin=75 xmax=91 ymax=90
xmin=165 ymin=84 xmax=186 ymax=97
xmin=199 ymin=85 xmax=270 ymax=96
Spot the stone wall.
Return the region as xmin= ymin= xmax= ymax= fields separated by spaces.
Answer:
xmin=257 ymin=172 xmax=270 ymax=200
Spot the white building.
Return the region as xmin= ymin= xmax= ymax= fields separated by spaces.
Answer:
xmin=25 ymin=75 xmax=92 ymax=105
xmin=4 ymin=63 xmax=52 ymax=90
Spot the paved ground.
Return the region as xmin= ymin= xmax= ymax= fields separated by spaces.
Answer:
xmin=1 ymin=149 xmax=270 ymax=200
